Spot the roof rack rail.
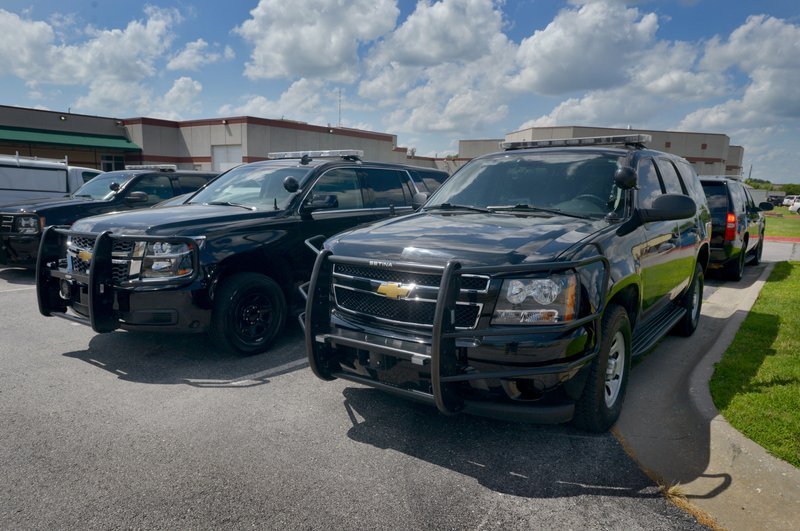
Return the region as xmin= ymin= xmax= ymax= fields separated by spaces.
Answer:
xmin=267 ymin=149 xmax=364 ymax=163
xmin=125 ymin=164 xmax=178 ymax=171
xmin=501 ymin=134 xmax=652 ymax=151
xmin=1 ymin=152 xmax=68 ymax=167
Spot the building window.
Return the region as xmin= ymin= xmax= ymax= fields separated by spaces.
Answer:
xmin=665 ymin=141 xmax=671 ymax=148
xmin=101 ymin=154 xmax=125 ymax=171
xmin=701 ymin=143 xmax=708 ymax=150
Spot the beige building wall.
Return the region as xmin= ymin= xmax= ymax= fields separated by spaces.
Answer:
xmin=505 ymin=125 xmax=743 ymax=177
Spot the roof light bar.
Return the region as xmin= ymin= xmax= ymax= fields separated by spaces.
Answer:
xmin=125 ymin=164 xmax=178 ymax=171
xmin=501 ymin=134 xmax=652 ymax=151
xmin=268 ymin=149 xmax=364 ymax=160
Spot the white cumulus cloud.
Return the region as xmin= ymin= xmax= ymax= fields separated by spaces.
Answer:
xmin=167 ymin=39 xmax=232 ymax=71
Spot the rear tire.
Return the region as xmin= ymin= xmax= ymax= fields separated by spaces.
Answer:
xmin=751 ymin=237 xmax=764 ymax=265
xmin=724 ymin=245 xmax=746 ymax=281
xmin=210 ymin=273 xmax=286 ymax=356
xmin=572 ymin=305 xmax=631 ymax=433
xmin=674 ymin=263 xmax=703 ymax=337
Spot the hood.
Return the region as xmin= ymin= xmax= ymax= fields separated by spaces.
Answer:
xmin=326 ymin=212 xmax=610 ymax=268
xmin=0 ymin=196 xmax=96 ymax=213
xmin=70 ymin=204 xmax=283 ymax=236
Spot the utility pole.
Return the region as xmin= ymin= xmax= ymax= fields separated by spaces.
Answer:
xmin=338 ymin=89 xmax=342 ymax=127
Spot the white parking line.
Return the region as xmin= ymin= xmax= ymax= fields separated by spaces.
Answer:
xmin=185 ymin=357 xmax=309 ymax=386
xmin=0 ymin=286 xmax=36 ymax=293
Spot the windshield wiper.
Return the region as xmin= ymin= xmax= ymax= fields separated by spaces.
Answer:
xmin=72 ymin=194 xmax=94 ymax=198
xmin=202 ymin=201 xmax=256 ymax=211
xmin=425 ymin=202 xmax=491 ymax=213
xmin=488 ymin=204 xmax=593 ymax=220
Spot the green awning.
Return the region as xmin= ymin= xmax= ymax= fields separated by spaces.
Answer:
xmin=0 ymin=126 xmax=141 ymax=151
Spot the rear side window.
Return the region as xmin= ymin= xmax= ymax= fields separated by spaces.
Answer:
xmin=701 ymin=181 xmax=729 ymax=217
xmin=178 ymin=175 xmax=212 ymax=194
xmin=637 ymin=159 xmax=664 ymax=209
xmin=655 ymin=158 xmax=686 ymax=195
xmin=416 ymin=170 xmax=448 ymax=193
xmin=674 ymin=159 xmax=705 ymax=205
xmin=729 ymin=181 xmax=747 ymax=212
xmin=359 ymin=168 xmax=409 ymax=208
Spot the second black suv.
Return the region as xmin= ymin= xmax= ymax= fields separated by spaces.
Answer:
xmin=1 ymin=166 xmax=217 ymax=268
xmin=36 ymin=151 xmax=448 ymax=355
xmin=303 ymin=135 xmax=710 ymax=432
xmin=700 ymin=176 xmax=773 ymax=281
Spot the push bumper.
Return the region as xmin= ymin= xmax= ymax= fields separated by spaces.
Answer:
xmin=301 ymin=246 xmax=609 ymax=423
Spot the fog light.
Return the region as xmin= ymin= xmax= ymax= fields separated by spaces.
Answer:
xmin=59 ymin=279 xmax=71 ymax=300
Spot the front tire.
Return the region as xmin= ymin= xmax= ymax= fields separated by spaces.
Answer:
xmin=674 ymin=263 xmax=703 ymax=337
xmin=210 ymin=273 xmax=287 ymax=356
xmin=573 ymin=305 xmax=631 ymax=433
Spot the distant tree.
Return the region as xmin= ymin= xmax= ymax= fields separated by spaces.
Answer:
xmin=782 ymin=183 xmax=800 ymax=195
xmin=745 ymin=178 xmax=773 ymax=190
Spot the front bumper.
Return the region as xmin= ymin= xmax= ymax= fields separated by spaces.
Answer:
xmin=36 ymin=226 xmax=208 ymax=333
xmin=0 ymin=234 xmax=40 ymax=267
xmin=302 ymin=248 xmax=609 ymax=423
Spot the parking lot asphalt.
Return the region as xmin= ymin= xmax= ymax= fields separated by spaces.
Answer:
xmin=615 ymin=241 xmax=800 ymax=531
xmin=1 ymin=242 xmax=798 ymax=529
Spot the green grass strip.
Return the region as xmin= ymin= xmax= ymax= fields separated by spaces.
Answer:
xmin=764 ymin=207 xmax=800 ymax=238
xmin=709 ymin=261 xmax=800 ymax=467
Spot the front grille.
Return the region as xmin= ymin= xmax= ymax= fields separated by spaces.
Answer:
xmin=332 ymin=263 xmax=487 ymax=329
xmin=335 ymin=287 xmax=480 ymax=328
xmin=334 ymin=263 xmax=489 ymax=291
xmin=65 ymin=236 xmax=136 ymax=283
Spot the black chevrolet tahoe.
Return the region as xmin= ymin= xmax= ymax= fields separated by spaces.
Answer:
xmin=302 ymin=135 xmax=711 ymax=432
xmin=36 ymin=151 xmax=448 ymax=355
xmin=1 ymin=167 xmax=217 ymax=268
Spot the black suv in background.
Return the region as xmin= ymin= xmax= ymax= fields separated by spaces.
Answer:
xmin=36 ymin=151 xmax=448 ymax=355
xmin=1 ymin=167 xmax=217 ymax=268
xmin=303 ymin=135 xmax=710 ymax=432
xmin=700 ymin=176 xmax=773 ymax=281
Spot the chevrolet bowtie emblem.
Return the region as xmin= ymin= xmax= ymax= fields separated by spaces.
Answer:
xmin=376 ymin=282 xmax=414 ymax=300
xmin=77 ymin=249 xmax=93 ymax=262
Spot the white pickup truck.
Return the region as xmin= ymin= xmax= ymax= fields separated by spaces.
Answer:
xmin=0 ymin=154 xmax=101 ymax=206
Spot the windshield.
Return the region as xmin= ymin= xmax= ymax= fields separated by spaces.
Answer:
xmin=188 ymin=163 xmax=313 ymax=210
xmin=427 ymin=152 xmax=625 ymax=217
xmin=72 ymin=172 xmax=137 ymax=200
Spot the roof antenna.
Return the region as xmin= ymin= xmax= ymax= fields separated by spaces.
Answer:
xmin=300 ymin=154 xmax=312 ymax=165
xmin=274 ymin=197 xmax=278 ymax=210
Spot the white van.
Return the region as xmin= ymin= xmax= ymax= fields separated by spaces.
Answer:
xmin=0 ymin=153 xmax=101 ymax=206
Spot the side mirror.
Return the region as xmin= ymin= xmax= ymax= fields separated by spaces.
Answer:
xmin=303 ymin=194 xmax=338 ymax=212
xmin=614 ymin=166 xmax=637 ymax=190
xmin=640 ymin=193 xmax=696 ymax=222
xmin=125 ymin=191 xmax=149 ymax=204
xmin=412 ymin=192 xmax=428 ymax=210
xmin=283 ymin=176 xmax=299 ymax=193
xmin=758 ymin=201 xmax=774 ymax=211
xmin=109 ymin=182 xmax=121 ymax=192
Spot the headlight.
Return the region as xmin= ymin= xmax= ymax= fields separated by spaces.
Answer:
xmin=140 ymin=241 xmax=194 ymax=279
xmin=492 ymin=272 xmax=578 ymax=325
xmin=15 ymin=215 xmax=40 ymax=234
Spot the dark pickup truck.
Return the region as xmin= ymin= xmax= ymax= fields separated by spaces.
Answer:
xmin=1 ymin=167 xmax=217 ymax=268
xmin=36 ymin=151 xmax=448 ymax=355
xmin=303 ymin=135 xmax=711 ymax=432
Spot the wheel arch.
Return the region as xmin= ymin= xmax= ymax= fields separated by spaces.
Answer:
xmin=211 ymin=250 xmax=293 ymax=303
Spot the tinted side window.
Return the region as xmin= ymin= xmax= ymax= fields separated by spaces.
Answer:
xmin=743 ymin=187 xmax=756 ymax=210
xmin=637 ymin=159 xmax=664 ymax=209
xmin=418 ymin=170 xmax=448 ymax=193
xmin=655 ymin=158 xmax=685 ymax=195
xmin=359 ymin=168 xmax=409 ymax=208
xmin=178 ymin=175 xmax=211 ymax=194
xmin=729 ymin=182 xmax=746 ymax=212
xmin=701 ymin=181 xmax=729 ymax=216
xmin=675 ymin=159 xmax=704 ymax=204
xmin=128 ymin=174 xmax=176 ymax=206
xmin=310 ymin=168 xmax=364 ymax=209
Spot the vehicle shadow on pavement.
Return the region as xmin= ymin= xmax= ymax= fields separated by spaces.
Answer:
xmin=0 ymin=267 xmax=35 ymax=286
xmin=340 ymin=387 xmax=665 ymax=500
xmin=615 ymin=264 xmax=776 ymax=500
xmin=61 ymin=321 xmax=308 ymax=387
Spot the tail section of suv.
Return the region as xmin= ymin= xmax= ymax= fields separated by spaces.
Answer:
xmin=36 ymin=151 xmax=449 ymax=355
xmin=302 ymin=135 xmax=710 ymax=432
xmin=700 ymin=176 xmax=773 ymax=281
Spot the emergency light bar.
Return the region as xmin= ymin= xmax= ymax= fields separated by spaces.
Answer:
xmin=125 ymin=164 xmax=178 ymax=171
xmin=268 ymin=150 xmax=364 ymax=160
xmin=501 ymin=134 xmax=652 ymax=151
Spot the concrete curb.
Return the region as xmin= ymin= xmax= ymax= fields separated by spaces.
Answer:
xmin=683 ymin=263 xmax=800 ymax=531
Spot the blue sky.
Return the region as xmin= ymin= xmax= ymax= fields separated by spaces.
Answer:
xmin=0 ymin=0 xmax=798 ymax=182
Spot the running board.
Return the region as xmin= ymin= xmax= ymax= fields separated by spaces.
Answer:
xmin=631 ymin=304 xmax=686 ymax=357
